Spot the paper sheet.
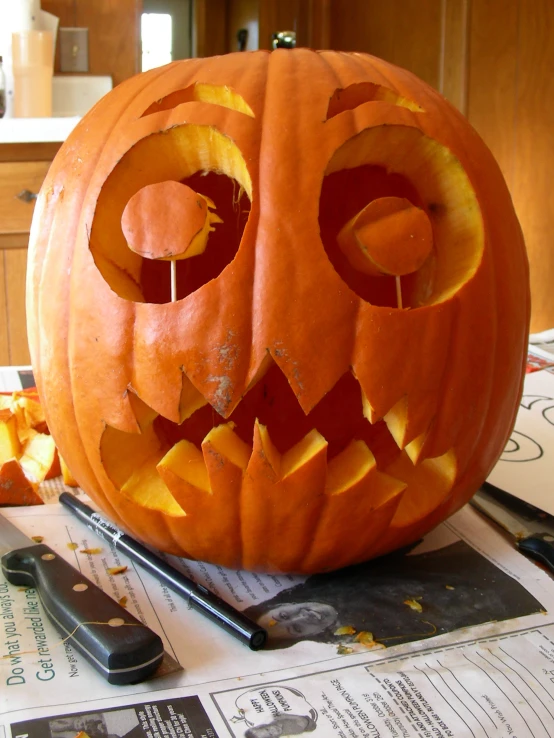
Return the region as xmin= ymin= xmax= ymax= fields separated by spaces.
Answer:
xmin=2 ymin=501 xmax=554 ymax=737
xmin=488 ymin=351 xmax=554 ymax=515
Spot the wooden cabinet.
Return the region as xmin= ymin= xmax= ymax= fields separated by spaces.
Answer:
xmin=0 ymin=162 xmax=52 ymax=247
xmin=0 ymin=142 xmax=61 ymax=366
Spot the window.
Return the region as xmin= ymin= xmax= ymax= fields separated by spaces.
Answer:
xmin=141 ymin=13 xmax=173 ymax=72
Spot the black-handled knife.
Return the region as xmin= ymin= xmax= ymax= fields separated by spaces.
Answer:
xmin=0 ymin=511 xmax=164 ymax=685
xmin=471 ymin=482 xmax=554 ymax=573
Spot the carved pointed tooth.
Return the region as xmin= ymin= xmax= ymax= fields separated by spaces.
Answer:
xmin=200 ymin=424 xmax=248 ymax=567
xmin=302 ymin=440 xmax=406 ymax=573
xmin=156 ymin=424 xmax=247 ymax=568
xmin=361 ymin=388 xmax=381 ymax=424
xmin=179 ymin=372 xmax=208 ymax=422
xmin=158 ymin=439 xmax=210 ymax=491
xmin=324 ymin=439 xmax=377 ymax=495
xmin=202 ymin=423 xmax=250 ymax=472
xmin=256 ymin=420 xmax=281 ymax=475
xmin=405 ymin=430 xmax=427 ymax=464
xmin=386 ymin=448 xmax=457 ymax=529
xmin=384 ymin=396 xmax=409 ymax=449
xmin=244 ymin=351 xmax=273 ymax=395
xmin=121 ymin=451 xmax=185 ymax=516
xmin=127 ymin=389 xmax=159 ymax=432
xmin=385 ymin=393 xmax=439 ymax=454
xmin=271 ymin=345 xmax=351 ymax=416
xmin=105 ymin=386 xmax=155 ymax=435
xmin=241 ymin=423 xmax=327 ymax=572
xmin=100 ymin=420 xmax=162 ymax=489
xmin=133 ymin=365 xmax=182 ymax=423
xmin=281 ymin=429 xmax=327 ymax=479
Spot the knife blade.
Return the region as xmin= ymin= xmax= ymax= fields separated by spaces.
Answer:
xmin=0 ymin=511 xmax=164 ymax=684
xmin=471 ymin=482 xmax=554 ymax=573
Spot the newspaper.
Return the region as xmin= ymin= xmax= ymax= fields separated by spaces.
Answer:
xmin=2 ymin=499 xmax=554 ymax=738
xmin=3 ymin=365 xmax=554 ymax=737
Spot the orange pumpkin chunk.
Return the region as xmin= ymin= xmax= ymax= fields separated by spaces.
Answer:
xmin=122 ymin=181 xmax=222 ymax=261
xmin=337 ymin=196 xmax=433 ymax=277
xmin=0 ymin=409 xmax=21 ymax=461
xmin=18 ymin=431 xmax=60 ymax=484
xmin=0 ymin=459 xmax=43 ymax=505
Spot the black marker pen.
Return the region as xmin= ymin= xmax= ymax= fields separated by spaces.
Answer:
xmin=59 ymin=492 xmax=267 ymax=650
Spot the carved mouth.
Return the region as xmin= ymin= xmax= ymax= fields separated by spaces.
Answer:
xmin=100 ymin=360 xmax=456 ymax=570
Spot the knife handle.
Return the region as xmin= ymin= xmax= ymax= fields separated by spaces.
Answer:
xmin=1 ymin=544 xmax=164 ymax=685
xmin=517 ymin=534 xmax=554 ymax=574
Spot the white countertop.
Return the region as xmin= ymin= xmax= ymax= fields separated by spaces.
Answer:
xmin=0 ymin=116 xmax=81 ymax=144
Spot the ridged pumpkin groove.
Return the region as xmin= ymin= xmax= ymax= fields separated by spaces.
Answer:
xmin=27 ymin=49 xmax=529 ymax=573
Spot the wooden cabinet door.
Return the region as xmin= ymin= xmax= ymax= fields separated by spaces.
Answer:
xmin=0 ymin=157 xmax=52 ymax=365
xmin=0 ymin=161 xmax=51 ymax=245
xmin=0 ymin=248 xmax=30 ymax=366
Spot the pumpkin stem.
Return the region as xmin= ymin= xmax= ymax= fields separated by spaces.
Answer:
xmin=395 ymin=275 xmax=403 ymax=309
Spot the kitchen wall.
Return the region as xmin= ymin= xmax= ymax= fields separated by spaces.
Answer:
xmin=42 ymin=0 xmax=141 ymax=87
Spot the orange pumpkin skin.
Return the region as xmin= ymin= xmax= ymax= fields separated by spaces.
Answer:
xmin=27 ymin=50 xmax=529 ymax=573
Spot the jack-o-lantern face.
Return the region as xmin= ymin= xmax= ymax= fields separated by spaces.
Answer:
xmin=27 ymin=50 xmax=529 ymax=573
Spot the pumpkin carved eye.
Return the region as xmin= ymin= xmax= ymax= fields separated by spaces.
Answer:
xmin=89 ymin=87 xmax=253 ymax=304
xmin=326 ymin=81 xmax=423 ymax=118
xmin=319 ymin=124 xmax=484 ymax=309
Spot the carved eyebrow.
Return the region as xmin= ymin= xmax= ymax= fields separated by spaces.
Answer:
xmin=326 ymin=82 xmax=423 ymax=120
xmin=141 ymin=82 xmax=255 ymax=118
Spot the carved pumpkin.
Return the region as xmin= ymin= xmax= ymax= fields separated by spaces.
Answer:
xmin=27 ymin=50 xmax=529 ymax=573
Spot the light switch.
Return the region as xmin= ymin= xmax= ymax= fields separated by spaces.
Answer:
xmin=59 ymin=28 xmax=89 ymax=73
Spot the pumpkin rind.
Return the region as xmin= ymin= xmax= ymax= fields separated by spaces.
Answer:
xmin=27 ymin=49 xmax=529 ymax=573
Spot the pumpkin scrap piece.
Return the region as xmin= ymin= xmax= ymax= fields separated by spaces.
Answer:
xmin=334 ymin=625 xmax=357 ymax=636
xmin=31 ymin=535 xmax=44 ymax=543
xmin=404 ymin=598 xmax=423 ymax=612
xmin=354 ymin=630 xmax=376 ymax=644
xmin=0 ymin=409 xmax=21 ymax=460
xmin=107 ymin=565 xmax=128 ymax=576
xmin=0 ymin=460 xmax=43 ymax=506
xmin=337 ymin=645 xmax=354 ymax=655
xmin=19 ymin=431 xmax=61 ymax=483
xmin=80 ymin=547 xmax=103 ymax=555
xmin=119 ymin=596 xmax=128 ymax=607
xmin=67 ymin=542 xmax=79 ymax=550
xmin=0 ymin=388 xmax=70 ymax=505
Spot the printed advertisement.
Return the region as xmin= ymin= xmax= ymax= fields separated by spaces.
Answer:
xmin=11 ymin=697 xmax=218 ymax=738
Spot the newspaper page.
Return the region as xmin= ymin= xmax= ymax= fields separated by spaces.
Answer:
xmin=2 ymin=499 xmax=554 ymax=738
xmin=3 ymin=365 xmax=554 ymax=737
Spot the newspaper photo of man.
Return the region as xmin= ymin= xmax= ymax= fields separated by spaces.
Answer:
xmin=245 ymin=538 xmax=545 ymax=650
